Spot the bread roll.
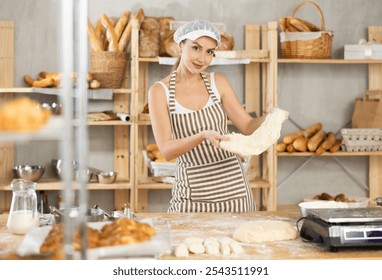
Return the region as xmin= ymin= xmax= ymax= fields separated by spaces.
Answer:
xmin=322 ymin=132 xmax=336 ymax=150
xmin=283 ymin=130 xmax=304 ymax=144
xmin=23 ymin=75 xmax=35 ymax=86
xmin=32 ymin=78 xmax=55 ymax=88
xmin=279 ymin=18 xmax=287 ymax=32
xmin=286 ymin=143 xmax=296 ymax=153
xmin=276 ymin=142 xmax=287 ymax=152
xmin=289 ymin=17 xmax=320 ymax=32
xmin=292 ymin=136 xmax=308 ymax=152
xmin=307 ymin=129 xmax=326 ymax=152
xmin=329 ymin=139 xmax=342 ymax=153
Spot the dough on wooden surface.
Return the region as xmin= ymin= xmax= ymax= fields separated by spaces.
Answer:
xmin=220 ymin=107 xmax=289 ymax=157
xmin=174 ymin=243 xmax=189 ymax=257
xmin=232 ymin=220 xmax=298 ymax=243
xmin=188 ymin=243 xmax=205 ymax=254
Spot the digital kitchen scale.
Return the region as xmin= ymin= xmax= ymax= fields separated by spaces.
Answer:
xmin=299 ymin=208 xmax=382 ymax=252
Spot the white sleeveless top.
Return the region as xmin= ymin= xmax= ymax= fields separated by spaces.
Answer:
xmin=156 ymin=72 xmax=221 ymax=114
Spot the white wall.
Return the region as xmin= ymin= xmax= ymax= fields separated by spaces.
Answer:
xmin=1 ymin=0 xmax=380 ymax=211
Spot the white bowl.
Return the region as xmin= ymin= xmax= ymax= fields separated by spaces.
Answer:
xmin=303 ymin=196 xmax=369 ymax=208
xmin=298 ymin=201 xmax=349 ymax=217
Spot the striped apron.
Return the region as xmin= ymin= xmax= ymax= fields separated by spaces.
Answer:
xmin=167 ymin=71 xmax=255 ymax=212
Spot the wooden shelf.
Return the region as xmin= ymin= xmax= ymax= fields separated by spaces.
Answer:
xmin=278 ymin=59 xmax=382 ymax=64
xmin=278 ymin=151 xmax=382 ymax=156
xmin=88 ymin=120 xmax=132 ymax=126
xmin=0 ymin=178 xmax=132 ymax=191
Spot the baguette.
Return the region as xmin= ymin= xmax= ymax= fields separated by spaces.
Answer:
xmin=322 ymin=132 xmax=336 ymax=150
xmin=290 ymin=17 xmax=320 ymax=32
xmin=276 ymin=142 xmax=287 ymax=152
xmin=87 ymin=18 xmax=103 ymax=52
xmin=95 ymin=19 xmax=106 ymax=51
xmin=102 ymin=14 xmax=119 ymax=52
xmin=114 ymin=11 xmax=131 ymax=42
xmin=283 ymin=130 xmax=305 ymax=144
xmin=304 ymin=122 xmax=322 ymax=138
xmin=307 ymin=129 xmax=326 ymax=152
xmin=118 ymin=8 xmax=145 ymax=52
xmin=293 ymin=136 xmax=308 ymax=152
xmin=329 ymin=139 xmax=342 ymax=153
xmin=32 ymin=78 xmax=55 ymax=88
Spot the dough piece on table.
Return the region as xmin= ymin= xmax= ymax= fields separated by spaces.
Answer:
xmin=203 ymin=237 xmax=219 ymax=246
xmin=205 ymin=243 xmax=220 ymax=255
xmin=220 ymin=107 xmax=289 ymax=157
xmin=229 ymin=241 xmax=244 ymax=254
xmin=220 ymin=243 xmax=231 ymax=255
xmin=174 ymin=243 xmax=189 ymax=257
xmin=233 ymin=220 xmax=298 ymax=243
xmin=218 ymin=236 xmax=235 ymax=245
xmin=188 ymin=243 xmax=205 ymax=254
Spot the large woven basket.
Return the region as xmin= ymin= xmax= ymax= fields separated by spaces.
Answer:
xmin=280 ymin=1 xmax=333 ymax=59
xmin=90 ymin=51 xmax=127 ymax=89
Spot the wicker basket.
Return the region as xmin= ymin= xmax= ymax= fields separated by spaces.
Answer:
xmin=90 ymin=51 xmax=127 ymax=89
xmin=280 ymin=1 xmax=333 ymax=59
xmin=340 ymin=128 xmax=382 ymax=152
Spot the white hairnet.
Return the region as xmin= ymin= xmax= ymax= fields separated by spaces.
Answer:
xmin=173 ymin=19 xmax=221 ymax=44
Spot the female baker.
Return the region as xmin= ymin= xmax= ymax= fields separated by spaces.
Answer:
xmin=148 ymin=19 xmax=266 ymax=212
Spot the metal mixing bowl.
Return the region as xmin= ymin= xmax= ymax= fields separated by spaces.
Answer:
xmin=96 ymin=171 xmax=118 ymax=184
xmin=51 ymin=159 xmax=93 ymax=182
xmin=12 ymin=165 xmax=45 ymax=182
xmin=52 ymin=207 xmax=104 ymax=224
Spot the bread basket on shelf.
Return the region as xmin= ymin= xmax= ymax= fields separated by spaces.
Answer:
xmin=89 ymin=51 xmax=127 ymax=88
xmin=280 ymin=1 xmax=333 ymax=59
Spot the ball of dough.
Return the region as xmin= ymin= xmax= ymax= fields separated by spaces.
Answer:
xmin=233 ymin=220 xmax=298 ymax=243
xmin=188 ymin=243 xmax=205 ymax=254
xmin=205 ymin=243 xmax=220 ymax=255
xmin=174 ymin=243 xmax=189 ymax=257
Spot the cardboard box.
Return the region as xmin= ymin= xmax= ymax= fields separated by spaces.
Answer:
xmin=344 ymin=44 xmax=382 ymax=60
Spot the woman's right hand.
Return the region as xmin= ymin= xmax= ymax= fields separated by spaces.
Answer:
xmin=202 ymin=130 xmax=230 ymax=149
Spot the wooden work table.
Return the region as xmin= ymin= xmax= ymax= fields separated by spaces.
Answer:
xmin=1 ymin=209 xmax=382 ymax=260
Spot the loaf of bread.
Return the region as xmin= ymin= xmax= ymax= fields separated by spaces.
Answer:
xmin=0 ymin=97 xmax=51 ymax=131
xmin=217 ymin=32 xmax=234 ymax=51
xmin=158 ymin=16 xmax=175 ymax=56
xmin=162 ymin=30 xmax=178 ymax=57
xmin=139 ymin=17 xmax=160 ymax=58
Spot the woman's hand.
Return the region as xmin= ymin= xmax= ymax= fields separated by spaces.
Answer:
xmin=202 ymin=130 xmax=230 ymax=149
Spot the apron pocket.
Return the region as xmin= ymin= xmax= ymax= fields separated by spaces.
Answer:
xmin=186 ymin=156 xmax=248 ymax=203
